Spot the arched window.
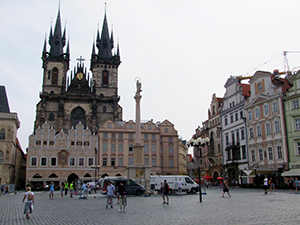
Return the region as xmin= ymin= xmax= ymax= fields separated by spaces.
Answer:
xmin=102 ymin=70 xmax=108 ymax=85
xmin=52 ymin=68 xmax=58 ymax=85
xmin=0 ymin=151 xmax=3 ymax=162
xmin=0 ymin=129 xmax=5 ymax=140
xmin=49 ymin=113 xmax=55 ymax=121
xmin=70 ymin=107 xmax=86 ymax=128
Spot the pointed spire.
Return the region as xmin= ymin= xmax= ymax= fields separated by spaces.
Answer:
xmin=62 ymin=21 xmax=66 ymax=47
xmin=48 ymin=21 xmax=53 ymax=45
xmin=116 ymin=38 xmax=120 ymax=57
xmin=110 ymin=25 xmax=114 ymax=49
xmin=42 ymin=33 xmax=47 ymax=57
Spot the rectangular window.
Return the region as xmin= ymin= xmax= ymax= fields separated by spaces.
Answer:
xmin=151 ymin=144 xmax=156 ymax=152
xmin=118 ymin=158 xmax=123 ymax=166
xmin=275 ymin=121 xmax=280 ymax=133
xmin=266 ymin=123 xmax=271 ymax=135
xmin=169 ymin=159 xmax=174 ymax=167
xmin=50 ymin=157 xmax=57 ymax=166
xmin=152 ymin=134 xmax=156 ymax=140
xmin=118 ymin=133 xmax=123 ymax=139
xmin=129 ymin=144 xmax=133 ymax=151
xmin=231 ymin=132 xmax=235 ymax=145
xmin=118 ymin=144 xmax=123 ymax=152
xmin=49 ymin=141 xmax=54 ymax=145
xmin=41 ymin=157 xmax=47 ymax=166
xmin=161 ymin=159 xmax=163 ymax=167
xmin=111 ymin=158 xmax=115 ymax=166
xmin=236 ymin=130 xmax=240 ymax=141
xmin=224 ymin=117 xmax=228 ymax=126
xmin=129 ymin=133 xmax=133 ymax=139
xmin=144 ymin=134 xmax=148 ymax=140
xmin=103 ymin=143 xmax=108 ymax=151
xmin=31 ymin=157 xmax=37 ymax=166
xmin=240 ymin=111 xmax=243 ymax=119
xmin=264 ymin=105 xmax=269 ymax=115
xmin=225 ymin=133 xmax=229 ymax=145
xmin=248 ymin=111 xmax=253 ymax=120
xmin=84 ymin=141 xmax=90 ymax=146
xmin=295 ymin=118 xmax=300 ymax=131
xmin=259 ymin=149 xmax=263 ymax=161
xmin=230 ymin=114 xmax=234 ymax=123
xmin=257 ymin=125 xmax=262 ymax=136
xmin=111 ymin=133 xmax=116 ymax=139
xmin=255 ymin=108 xmax=260 ymax=118
xmin=241 ymin=128 xmax=245 ymax=140
xmin=297 ymin=142 xmax=300 ymax=155
xmin=76 ymin=141 xmax=82 ymax=146
xmin=103 ymin=158 xmax=107 ymax=166
xmin=169 ymin=137 xmax=173 ymax=143
xmin=293 ymin=101 xmax=299 ymax=109
xmin=144 ymin=158 xmax=149 ymax=166
xmin=88 ymin=158 xmax=94 ymax=166
xmin=129 ymin=158 xmax=133 ymax=165
xmin=152 ymin=158 xmax=157 ymax=166
xmin=69 ymin=157 xmax=75 ymax=167
xmin=242 ymin=146 xmax=246 ymax=159
xmin=250 ymin=128 xmax=254 ymax=138
xmin=79 ymin=157 xmax=84 ymax=167
xmin=251 ymin=150 xmax=255 ymax=162
xmin=273 ymin=102 xmax=278 ymax=112
xmin=144 ymin=144 xmax=149 ymax=152
xmin=277 ymin=146 xmax=283 ymax=159
xmin=235 ymin=112 xmax=238 ymax=121
xmin=268 ymin=147 xmax=273 ymax=160
xmin=148 ymin=125 xmax=152 ymax=130
xmin=111 ymin=143 xmax=116 ymax=151
xmin=103 ymin=133 xmax=108 ymax=138
xmin=169 ymin=146 xmax=173 ymax=154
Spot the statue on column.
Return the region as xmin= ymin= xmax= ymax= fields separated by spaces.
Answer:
xmin=136 ymin=79 xmax=142 ymax=96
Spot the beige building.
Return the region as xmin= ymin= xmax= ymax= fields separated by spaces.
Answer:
xmin=178 ymin=139 xmax=188 ymax=175
xmin=97 ymin=119 xmax=179 ymax=177
xmin=0 ymin=86 xmax=26 ymax=190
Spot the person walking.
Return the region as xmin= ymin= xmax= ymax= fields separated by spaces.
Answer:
xmin=64 ymin=181 xmax=69 ymax=196
xmin=162 ymin=180 xmax=169 ymax=205
xmin=269 ymin=177 xmax=277 ymax=194
xmin=60 ymin=183 xmax=64 ymax=199
xmin=288 ymin=178 xmax=294 ymax=194
xmin=106 ymin=181 xmax=115 ymax=209
xmin=118 ymin=182 xmax=127 ymax=212
xmin=70 ymin=181 xmax=74 ymax=198
xmin=82 ymin=183 xmax=89 ymax=199
xmin=177 ymin=179 xmax=183 ymax=196
xmin=49 ymin=182 xmax=54 ymax=199
xmin=222 ymin=180 xmax=231 ymax=197
xmin=294 ymin=178 xmax=300 ymax=193
xmin=22 ymin=187 xmax=34 ymax=219
xmin=263 ymin=175 xmax=268 ymax=195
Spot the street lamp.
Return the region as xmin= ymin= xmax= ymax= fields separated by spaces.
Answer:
xmin=91 ymin=148 xmax=101 ymax=192
xmin=188 ymin=137 xmax=210 ymax=203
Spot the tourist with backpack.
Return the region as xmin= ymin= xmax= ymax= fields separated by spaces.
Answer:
xmin=162 ymin=180 xmax=170 ymax=205
xmin=22 ymin=187 xmax=34 ymax=219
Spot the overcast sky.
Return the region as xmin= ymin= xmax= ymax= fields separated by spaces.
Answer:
xmin=1 ymin=0 xmax=300 ymax=154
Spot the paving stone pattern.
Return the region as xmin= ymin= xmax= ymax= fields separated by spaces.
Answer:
xmin=0 ymin=187 xmax=300 ymax=225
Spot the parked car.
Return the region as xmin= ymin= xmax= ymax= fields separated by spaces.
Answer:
xmin=98 ymin=177 xmax=145 ymax=196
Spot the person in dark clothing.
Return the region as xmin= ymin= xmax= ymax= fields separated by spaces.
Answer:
xmin=288 ymin=178 xmax=294 ymax=194
xmin=118 ymin=182 xmax=126 ymax=212
xmin=162 ymin=180 xmax=169 ymax=205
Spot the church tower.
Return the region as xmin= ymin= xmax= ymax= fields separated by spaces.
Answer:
xmin=34 ymin=5 xmax=122 ymax=133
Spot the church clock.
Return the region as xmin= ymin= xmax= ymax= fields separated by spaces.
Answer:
xmin=76 ymin=72 xmax=83 ymax=80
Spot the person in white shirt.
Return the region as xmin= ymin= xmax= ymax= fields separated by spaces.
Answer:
xmin=177 ymin=179 xmax=183 ymax=196
xmin=263 ymin=175 xmax=268 ymax=195
xmin=22 ymin=187 xmax=34 ymax=219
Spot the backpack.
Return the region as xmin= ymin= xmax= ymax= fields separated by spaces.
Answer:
xmin=27 ymin=192 xmax=33 ymax=201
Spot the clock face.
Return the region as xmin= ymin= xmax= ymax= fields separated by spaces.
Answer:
xmin=77 ymin=72 xmax=83 ymax=80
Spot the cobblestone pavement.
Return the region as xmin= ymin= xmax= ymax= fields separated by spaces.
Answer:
xmin=1 ymin=187 xmax=300 ymax=225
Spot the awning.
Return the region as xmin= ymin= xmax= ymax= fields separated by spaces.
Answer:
xmin=281 ymin=169 xmax=300 ymax=177
xmin=241 ymin=169 xmax=254 ymax=176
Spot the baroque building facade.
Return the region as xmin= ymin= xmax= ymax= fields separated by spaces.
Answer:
xmin=0 ymin=86 xmax=26 ymax=190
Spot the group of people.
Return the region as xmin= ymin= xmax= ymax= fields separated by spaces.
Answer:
xmin=105 ymin=180 xmax=127 ymax=212
xmin=1 ymin=185 xmax=9 ymax=195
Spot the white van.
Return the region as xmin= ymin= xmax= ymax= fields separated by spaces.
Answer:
xmin=150 ymin=175 xmax=198 ymax=194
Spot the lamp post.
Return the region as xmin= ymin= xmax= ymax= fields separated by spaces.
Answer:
xmin=91 ymin=148 xmax=101 ymax=192
xmin=188 ymin=137 xmax=210 ymax=203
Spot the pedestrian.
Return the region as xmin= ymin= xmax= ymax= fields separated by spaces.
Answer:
xmin=70 ymin=181 xmax=74 ymax=198
xmin=118 ymin=182 xmax=127 ymax=212
xmin=269 ymin=177 xmax=277 ymax=194
xmin=294 ymin=178 xmax=300 ymax=193
xmin=106 ymin=181 xmax=115 ymax=209
xmin=60 ymin=183 xmax=64 ymax=199
xmin=5 ymin=185 xmax=9 ymax=194
xmin=222 ymin=180 xmax=231 ymax=197
xmin=263 ymin=175 xmax=268 ymax=195
xmin=22 ymin=187 xmax=34 ymax=219
xmin=288 ymin=177 xmax=294 ymax=194
xmin=64 ymin=181 xmax=69 ymax=196
xmin=162 ymin=179 xmax=169 ymax=205
xmin=49 ymin=182 xmax=54 ymax=199
xmin=82 ymin=183 xmax=89 ymax=199
xmin=1 ymin=185 xmax=4 ymax=195
xmin=177 ymin=178 xmax=183 ymax=196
